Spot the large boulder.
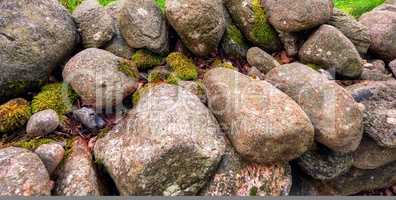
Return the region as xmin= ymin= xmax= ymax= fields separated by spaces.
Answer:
xmin=94 ymin=84 xmax=226 ymax=195
xmin=347 ymin=81 xmax=396 ymax=148
xmin=0 ymin=0 xmax=78 ymax=103
xmin=264 ymin=0 xmax=333 ymax=32
xmin=266 ymin=63 xmax=364 ymax=153
xmin=63 ymin=48 xmax=139 ymax=110
xmin=0 ymin=147 xmax=53 ymax=196
xmin=166 ymin=0 xmax=225 ymax=56
xmin=203 ymin=68 xmax=314 ymax=163
xmin=299 ymin=25 xmax=363 ymax=78
xmin=119 ymin=0 xmax=169 ymax=53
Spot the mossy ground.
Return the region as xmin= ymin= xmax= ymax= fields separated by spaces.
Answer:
xmin=154 ymin=0 xmax=166 ymax=11
xmin=0 ymin=98 xmax=31 ymax=134
xmin=59 ymin=0 xmax=116 ymax=12
xmin=132 ymin=49 xmax=164 ymax=70
xmin=251 ymin=0 xmax=279 ymax=49
xmin=13 ymin=137 xmax=57 ymax=151
xmin=166 ymin=52 xmax=198 ymax=81
xmin=333 ymin=0 xmax=385 ymax=17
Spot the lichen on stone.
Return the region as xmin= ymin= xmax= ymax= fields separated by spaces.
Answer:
xmin=31 ymin=83 xmax=79 ymax=115
xmin=251 ymin=0 xmax=279 ymax=49
xmin=0 ymin=98 xmax=31 ymax=134
xmin=132 ymin=49 xmax=164 ymax=70
xmin=333 ymin=0 xmax=385 ymax=18
xmin=118 ymin=60 xmax=140 ymax=79
xmin=166 ymin=52 xmax=198 ymax=81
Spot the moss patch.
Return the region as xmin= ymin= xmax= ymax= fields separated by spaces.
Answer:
xmin=31 ymin=83 xmax=79 ymax=115
xmin=227 ymin=24 xmax=248 ymax=47
xmin=118 ymin=60 xmax=140 ymax=79
xmin=307 ymin=63 xmax=323 ymax=71
xmin=132 ymin=83 xmax=158 ymax=105
xmin=59 ymin=0 xmax=83 ymax=12
xmin=212 ymin=59 xmax=237 ymax=70
xmin=166 ymin=52 xmax=198 ymax=81
xmin=98 ymin=0 xmax=117 ymax=6
xmin=0 ymin=98 xmax=31 ymax=134
xmin=333 ymin=0 xmax=385 ymax=17
xmin=14 ymin=137 xmax=56 ymax=151
xmin=132 ymin=49 xmax=164 ymax=70
xmin=154 ymin=0 xmax=166 ymax=12
xmin=251 ymin=0 xmax=279 ymax=49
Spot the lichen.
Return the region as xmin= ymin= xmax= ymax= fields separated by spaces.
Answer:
xmin=14 ymin=137 xmax=56 ymax=151
xmin=31 ymin=83 xmax=79 ymax=115
xmin=132 ymin=49 xmax=164 ymax=70
xmin=166 ymin=52 xmax=198 ymax=81
xmin=154 ymin=0 xmax=166 ymax=12
xmin=251 ymin=0 xmax=279 ymax=48
xmin=118 ymin=60 xmax=140 ymax=79
xmin=0 ymin=98 xmax=31 ymax=134
xmin=212 ymin=59 xmax=237 ymax=70
xmin=333 ymin=0 xmax=385 ymax=18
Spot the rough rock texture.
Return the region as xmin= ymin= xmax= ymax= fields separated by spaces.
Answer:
xmin=0 ymin=0 xmax=78 ymax=102
xmin=26 ymin=109 xmax=60 ymax=137
xmin=299 ymin=25 xmax=363 ymax=78
xmin=266 ymin=63 xmax=364 ymax=153
xmin=221 ymin=24 xmax=249 ymax=59
xmin=359 ymin=4 xmax=396 ymax=61
xmin=353 ymin=136 xmax=396 ymax=170
xmin=247 ymin=67 xmax=266 ymax=80
xmin=73 ymin=0 xmax=114 ymax=48
xmin=63 ymin=48 xmax=139 ymax=109
xmin=328 ymin=8 xmax=371 ymax=55
xmin=73 ymin=107 xmax=106 ymax=130
xmin=119 ymin=0 xmax=168 ymax=53
xmin=204 ymin=68 xmax=314 ymax=163
xmin=54 ymin=137 xmax=103 ymax=196
xmin=361 ymin=60 xmax=394 ymax=81
xmin=246 ymin=47 xmax=280 ymax=74
xmin=297 ymin=144 xmax=353 ymax=180
xmin=166 ymin=0 xmax=225 ymax=56
xmin=35 ymin=143 xmax=65 ymax=175
xmin=390 ymin=59 xmax=396 ymax=77
xmin=225 ymin=0 xmax=281 ymax=52
xmin=347 ymin=81 xmax=396 ymax=148
xmin=178 ymin=81 xmax=207 ymax=104
xmin=264 ymin=0 xmax=333 ymax=32
xmin=94 ymin=84 xmax=226 ymax=195
xmin=201 ymin=143 xmax=292 ymax=196
xmin=0 ymin=147 xmax=52 ymax=196
xmin=277 ymin=31 xmax=300 ymax=57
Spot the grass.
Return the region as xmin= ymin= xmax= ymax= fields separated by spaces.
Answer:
xmin=333 ymin=0 xmax=386 ymax=17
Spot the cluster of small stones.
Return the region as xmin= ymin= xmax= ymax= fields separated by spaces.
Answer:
xmin=1 ymin=0 xmax=396 ymax=197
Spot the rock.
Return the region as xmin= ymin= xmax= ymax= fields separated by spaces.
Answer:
xmin=361 ymin=60 xmax=394 ymax=81
xmin=73 ymin=107 xmax=106 ymax=130
xmin=0 ymin=147 xmax=52 ymax=196
xmin=299 ymin=25 xmax=363 ymax=78
xmin=390 ymin=60 xmax=396 ymax=77
xmin=166 ymin=0 xmax=225 ymax=56
xmin=178 ymin=81 xmax=207 ymax=104
xmin=353 ymin=136 xmax=396 ymax=170
xmin=266 ymin=63 xmax=364 ymax=153
xmin=73 ymin=0 xmax=114 ymax=48
xmin=221 ymin=24 xmax=250 ymax=58
xmin=26 ymin=109 xmax=60 ymax=137
xmin=63 ymin=48 xmax=139 ymax=109
xmin=0 ymin=0 xmax=78 ymax=102
xmin=201 ymin=143 xmax=292 ymax=196
xmin=225 ymin=0 xmax=281 ymax=52
xmin=119 ymin=0 xmax=168 ymax=53
xmin=328 ymin=8 xmax=371 ymax=55
xmin=359 ymin=4 xmax=396 ymax=61
xmin=54 ymin=137 xmax=103 ymax=196
xmin=264 ymin=0 xmax=333 ymax=32
xmin=297 ymin=144 xmax=353 ymax=180
xmin=94 ymin=84 xmax=226 ymax=195
xmin=247 ymin=67 xmax=266 ymax=80
xmin=277 ymin=31 xmax=301 ymax=57
xmin=347 ymin=81 xmax=396 ymax=148
xmin=35 ymin=143 xmax=65 ymax=175
xmin=247 ymin=47 xmax=280 ymax=74
xmin=204 ymin=68 xmax=314 ymax=163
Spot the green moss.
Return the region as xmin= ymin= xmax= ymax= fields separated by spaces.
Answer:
xmin=118 ymin=60 xmax=140 ymax=79
xmin=59 ymin=0 xmax=83 ymax=12
xmin=154 ymin=0 xmax=166 ymax=12
xmin=147 ymin=68 xmax=171 ymax=83
xmin=166 ymin=52 xmax=198 ymax=81
xmin=227 ymin=25 xmax=248 ymax=47
xmin=14 ymin=137 xmax=55 ymax=151
xmin=98 ymin=0 xmax=117 ymax=6
xmin=31 ymin=83 xmax=78 ymax=115
xmin=165 ymin=73 xmax=180 ymax=85
xmin=97 ymin=127 xmax=111 ymax=139
xmin=333 ymin=0 xmax=385 ymax=17
xmin=0 ymin=98 xmax=31 ymax=134
xmin=132 ymin=49 xmax=164 ymax=70
xmin=251 ymin=0 xmax=279 ymax=49
xmin=249 ymin=186 xmax=258 ymax=196
xmin=307 ymin=63 xmax=323 ymax=71
xmin=212 ymin=59 xmax=237 ymax=70
xmin=132 ymin=83 xmax=158 ymax=105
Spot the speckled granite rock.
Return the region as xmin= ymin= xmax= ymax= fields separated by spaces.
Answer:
xmin=35 ymin=143 xmax=65 ymax=175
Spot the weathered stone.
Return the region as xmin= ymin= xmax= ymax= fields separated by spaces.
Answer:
xmin=166 ymin=0 xmax=225 ymax=56
xmin=347 ymin=81 xmax=396 ymax=148
xmin=26 ymin=109 xmax=59 ymax=137
xmin=73 ymin=107 xmax=106 ymax=130
xmin=266 ymin=63 xmax=364 ymax=153
xmin=361 ymin=60 xmax=394 ymax=81
xmin=94 ymin=84 xmax=226 ymax=195
xmin=0 ymin=147 xmax=52 ymax=196
xmin=54 ymin=137 xmax=103 ymax=196
xmin=204 ymin=68 xmax=314 ymax=163
xmin=63 ymin=48 xmax=139 ymax=109
xmin=247 ymin=47 xmax=280 ymax=74
xmin=247 ymin=67 xmax=266 ymax=80
xmin=264 ymin=0 xmax=333 ymax=32
xmin=390 ymin=59 xmax=396 ymax=77
xmin=277 ymin=31 xmax=301 ymax=57
xmin=0 ymin=0 xmax=78 ymax=102
xmin=178 ymin=81 xmax=207 ymax=104
xmin=119 ymin=0 xmax=169 ymax=53
xmin=221 ymin=24 xmax=250 ymax=58
xmin=299 ymin=25 xmax=363 ymax=78
xmin=35 ymin=143 xmax=65 ymax=175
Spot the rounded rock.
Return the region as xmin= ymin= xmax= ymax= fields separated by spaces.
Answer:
xmin=26 ymin=109 xmax=60 ymax=137
xmin=247 ymin=47 xmax=280 ymax=74
xmin=34 ymin=143 xmax=65 ymax=174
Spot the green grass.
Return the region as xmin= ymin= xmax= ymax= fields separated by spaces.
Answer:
xmin=333 ymin=0 xmax=385 ymax=17
xmin=59 ymin=0 xmax=117 ymax=12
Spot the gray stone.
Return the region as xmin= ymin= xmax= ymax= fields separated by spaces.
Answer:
xmin=247 ymin=66 xmax=266 ymax=80
xmin=73 ymin=107 xmax=106 ymax=130
xmin=0 ymin=0 xmax=78 ymax=103
xmin=266 ymin=63 xmax=364 ymax=153
xmin=221 ymin=24 xmax=249 ymax=58
xmin=299 ymin=25 xmax=363 ymax=78
xmin=35 ymin=143 xmax=65 ymax=174
xmin=94 ymin=84 xmax=226 ymax=195
xmin=0 ymin=147 xmax=52 ymax=196
xmin=178 ymin=81 xmax=207 ymax=104
xmin=26 ymin=109 xmax=60 ymax=137
xmin=390 ymin=59 xmax=396 ymax=77
xmin=247 ymin=47 xmax=280 ymax=74
xmin=277 ymin=31 xmax=301 ymax=57
xmin=361 ymin=60 xmax=394 ymax=81
xmin=204 ymin=68 xmax=314 ymax=163
xmin=166 ymin=0 xmax=225 ymax=56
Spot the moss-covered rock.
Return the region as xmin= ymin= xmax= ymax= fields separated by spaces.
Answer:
xmin=132 ymin=49 xmax=164 ymax=70
xmin=14 ymin=137 xmax=57 ymax=151
xmin=0 ymin=98 xmax=31 ymax=134
xmin=221 ymin=24 xmax=250 ymax=58
xmin=31 ymin=83 xmax=79 ymax=115
xmin=166 ymin=52 xmax=198 ymax=81
xmin=212 ymin=59 xmax=237 ymax=70
xmin=147 ymin=67 xmax=171 ymax=83
xmin=333 ymin=0 xmax=385 ymax=18
xmin=118 ymin=60 xmax=140 ymax=79
xmin=132 ymin=83 xmax=158 ymax=105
